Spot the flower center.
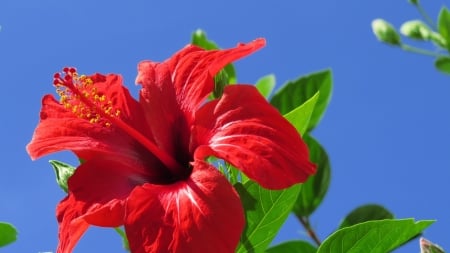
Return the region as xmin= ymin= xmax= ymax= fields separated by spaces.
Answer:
xmin=53 ymin=67 xmax=120 ymax=127
xmin=53 ymin=67 xmax=186 ymax=178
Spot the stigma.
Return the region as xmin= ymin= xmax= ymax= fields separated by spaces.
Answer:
xmin=53 ymin=67 xmax=120 ymax=127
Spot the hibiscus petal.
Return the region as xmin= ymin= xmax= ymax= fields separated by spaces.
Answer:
xmin=193 ymin=85 xmax=316 ymax=190
xmin=124 ymin=160 xmax=244 ymax=253
xmin=135 ymin=39 xmax=265 ymax=159
xmin=138 ymin=38 xmax=265 ymax=117
xmin=56 ymin=196 xmax=90 ymax=253
xmin=168 ymin=38 xmax=266 ymax=113
xmin=56 ymin=195 xmax=125 ymax=253
xmin=56 ymin=158 xmax=140 ymax=253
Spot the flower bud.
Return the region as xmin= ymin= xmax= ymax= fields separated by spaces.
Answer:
xmin=372 ymin=19 xmax=401 ymax=46
xmin=430 ymin=32 xmax=448 ymax=48
xmin=400 ymin=20 xmax=432 ymax=40
xmin=408 ymin=0 xmax=419 ymax=6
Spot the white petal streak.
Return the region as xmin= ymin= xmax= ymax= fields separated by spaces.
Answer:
xmin=182 ymin=187 xmax=205 ymax=216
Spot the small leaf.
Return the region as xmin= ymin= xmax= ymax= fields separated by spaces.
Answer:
xmin=438 ymin=7 xmax=450 ymax=50
xmin=235 ymin=181 xmax=302 ymax=253
xmin=339 ymin=204 xmax=394 ymax=229
xmin=293 ymin=134 xmax=331 ymax=217
xmin=49 ymin=160 xmax=76 ymax=193
xmin=191 ymin=29 xmax=219 ymax=50
xmin=0 ymin=222 xmax=17 ymax=247
xmin=212 ymin=69 xmax=229 ymax=98
xmin=435 ymin=57 xmax=450 ymax=74
xmin=284 ymin=92 xmax=319 ymax=136
xmin=271 ymin=70 xmax=332 ymax=132
xmin=317 ymin=219 xmax=434 ymax=253
xmin=266 ymin=240 xmax=317 ymax=253
xmin=408 ymin=0 xmax=419 ymax=6
xmin=255 ymin=74 xmax=276 ymax=98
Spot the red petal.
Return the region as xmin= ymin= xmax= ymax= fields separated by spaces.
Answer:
xmin=56 ymin=158 xmax=138 ymax=253
xmin=193 ymin=85 xmax=316 ymax=189
xmin=56 ymin=196 xmax=90 ymax=253
xmin=168 ymin=39 xmax=266 ymax=114
xmin=56 ymin=195 xmax=125 ymax=253
xmin=124 ymin=160 xmax=244 ymax=253
xmin=26 ymin=74 xmax=153 ymax=163
xmin=135 ymin=39 xmax=265 ymax=158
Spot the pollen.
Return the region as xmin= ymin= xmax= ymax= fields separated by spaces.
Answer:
xmin=53 ymin=67 xmax=121 ymax=127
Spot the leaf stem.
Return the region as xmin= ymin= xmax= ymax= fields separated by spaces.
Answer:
xmin=114 ymin=227 xmax=126 ymax=237
xmin=400 ymin=44 xmax=444 ymax=58
xmin=415 ymin=3 xmax=436 ymax=30
xmin=114 ymin=227 xmax=130 ymax=252
xmin=296 ymin=214 xmax=321 ymax=246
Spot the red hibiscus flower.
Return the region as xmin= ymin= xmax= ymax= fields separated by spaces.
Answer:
xmin=27 ymin=39 xmax=316 ymax=253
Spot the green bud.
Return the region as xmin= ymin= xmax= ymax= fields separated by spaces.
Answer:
xmin=372 ymin=19 xmax=401 ymax=46
xmin=400 ymin=20 xmax=432 ymax=40
xmin=408 ymin=0 xmax=419 ymax=6
xmin=430 ymin=32 xmax=448 ymax=48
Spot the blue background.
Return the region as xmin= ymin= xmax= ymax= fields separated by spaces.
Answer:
xmin=1 ymin=0 xmax=449 ymax=252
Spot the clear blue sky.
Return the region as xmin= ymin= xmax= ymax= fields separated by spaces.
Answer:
xmin=1 ymin=0 xmax=449 ymax=252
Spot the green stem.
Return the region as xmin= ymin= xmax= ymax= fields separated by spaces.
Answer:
xmin=415 ymin=3 xmax=436 ymax=30
xmin=401 ymin=44 xmax=444 ymax=58
xmin=114 ymin=227 xmax=126 ymax=237
xmin=114 ymin=227 xmax=130 ymax=252
xmin=296 ymin=214 xmax=321 ymax=246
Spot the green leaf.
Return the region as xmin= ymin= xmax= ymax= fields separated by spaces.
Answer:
xmin=284 ymin=92 xmax=319 ymax=136
xmin=255 ymin=74 xmax=276 ymax=98
xmin=438 ymin=7 xmax=450 ymax=50
xmin=293 ymin=134 xmax=331 ymax=217
xmin=49 ymin=160 xmax=76 ymax=193
xmin=339 ymin=204 xmax=394 ymax=229
xmin=271 ymin=70 xmax=332 ymax=132
xmin=191 ymin=29 xmax=237 ymax=84
xmin=235 ymin=181 xmax=302 ymax=253
xmin=317 ymin=219 xmax=434 ymax=253
xmin=212 ymin=69 xmax=230 ymax=98
xmin=0 ymin=222 xmax=17 ymax=247
xmin=435 ymin=57 xmax=450 ymax=74
xmin=266 ymin=240 xmax=317 ymax=253
xmin=191 ymin=29 xmax=219 ymax=50
xmin=408 ymin=0 xmax=419 ymax=6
